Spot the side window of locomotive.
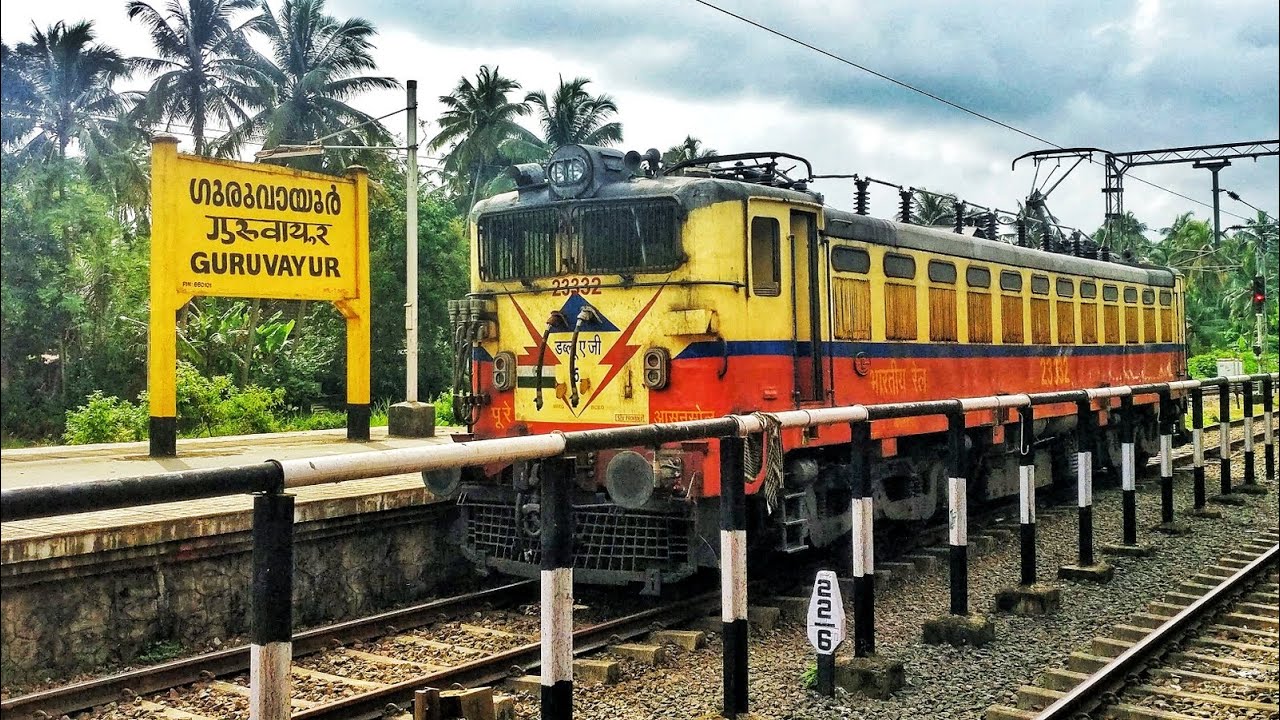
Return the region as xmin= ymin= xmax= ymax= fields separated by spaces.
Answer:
xmin=831 ymin=246 xmax=871 ymax=340
xmin=1141 ymin=288 xmax=1156 ymax=343
xmin=883 ymin=253 xmax=918 ymax=340
xmin=1123 ymin=286 xmax=1139 ymax=344
xmin=927 ymin=260 xmax=957 ymax=342
xmin=1055 ymin=278 xmax=1075 ymax=344
xmin=1103 ymin=284 xmax=1121 ymax=344
xmin=966 ymin=265 xmax=993 ymax=343
xmin=1030 ymin=274 xmax=1051 ymax=344
xmin=1080 ymin=280 xmax=1098 ymax=344
xmin=831 ymin=246 xmax=870 ymax=273
xmin=1000 ymin=270 xmax=1024 ymax=343
xmin=750 ymin=217 xmax=781 ymax=297
xmin=1159 ymin=290 xmax=1173 ymax=342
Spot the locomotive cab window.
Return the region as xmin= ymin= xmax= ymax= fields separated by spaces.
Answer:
xmin=750 ymin=217 xmax=781 ymax=297
xmin=478 ymin=200 xmax=681 ymax=281
xmin=1000 ymin=270 xmax=1024 ymax=343
xmin=928 ymin=260 xmax=958 ymax=341
xmin=884 ymin=253 xmax=918 ymax=340
xmin=966 ymin=265 xmax=992 ymax=343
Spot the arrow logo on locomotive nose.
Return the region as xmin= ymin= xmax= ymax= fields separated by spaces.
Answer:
xmin=581 ymin=287 xmax=663 ymax=410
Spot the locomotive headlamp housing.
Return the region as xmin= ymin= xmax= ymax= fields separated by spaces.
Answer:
xmin=547 ymin=145 xmax=593 ymax=199
xmin=642 ymin=347 xmax=670 ymax=390
xmin=492 ymin=351 xmax=516 ymax=392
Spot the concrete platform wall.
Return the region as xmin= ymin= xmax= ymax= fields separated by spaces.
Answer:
xmin=1 ymin=502 xmax=468 ymax=685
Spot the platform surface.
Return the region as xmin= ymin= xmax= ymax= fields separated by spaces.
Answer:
xmin=1 ymin=427 xmax=461 ymax=564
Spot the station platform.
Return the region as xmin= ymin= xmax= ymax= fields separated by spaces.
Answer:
xmin=1 ymin=426 xmax=461 ymax=566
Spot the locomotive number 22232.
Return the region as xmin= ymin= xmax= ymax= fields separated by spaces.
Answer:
xmin=550 ymin=276 xmax=603 ymax=296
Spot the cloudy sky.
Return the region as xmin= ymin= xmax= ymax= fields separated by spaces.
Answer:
xmin=4 ymin=0 xmax=1278 ymax=236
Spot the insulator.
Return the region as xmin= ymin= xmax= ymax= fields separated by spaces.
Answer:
xmin=1016 ymin=219 xmax=1028 ymax=247
xmin=1100 ymin=245 xmax=1111 ymax=261
xmin=1040 ymin=229 xmax=1052 ymax=252
xmin=1071 ymin=231 xmax=1082 ymax=257
xmin=953 ymin=201 xmax=966 ymax=234
xmin=899 ymin=190 xmax=913 ymax=224
xmin=855 ymin=178 xmax=870 ymax=216
xmin=985 ymin=212 xmax=998 ymax=242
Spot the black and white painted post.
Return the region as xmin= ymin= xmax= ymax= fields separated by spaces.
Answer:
xmin=1191 ymin=385 xmax=1207 ymax=510
xmin=719 ymin=435 xmax=749 ymax=719
xmin=1017 ymin=405 xmax=1037 ymax=586
xmin=1075 ymin=399 xmax=1095 ymax=566
xmin=946 ymin=409 xmax=969 ymax=616
xmin=1119 ymin=394 xmax=1138 ymax=546
xmin=539 ymin=457 xmax=575 ymax=720
xmin=250 ymin=491 xmax=294 ymax=720
xmin=1243 ymin=379 xmax=1256 ymax=487
xmin=1219 ymin=378 xmax=1232 ymax=495
xmin=1157 ymin=388 xmax=1176 ymax=526
xmin=849 ymin=421 xmax=875 ymax=657
xmin=1265 ymin=375 xmax=1276 ymax=483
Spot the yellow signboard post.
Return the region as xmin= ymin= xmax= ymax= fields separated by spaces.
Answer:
xmin=148 ymin=136 xmax=370 ymax=456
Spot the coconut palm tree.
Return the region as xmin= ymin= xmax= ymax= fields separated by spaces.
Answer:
xmin=127 ymin=0 xmax=268 ymax=156
xmin=217 ymin=0 xmax=399 ymax=171
xmin=662 ymin=136 xmax=716 ymax=167
xmin=429 ymin=65 xmax=533 ymax=206
xmin=910 ymin=189 xmax=955 ymax=226
xmin=1 ymin=21 xmax=133 ymax=163
xmin=523 ymin=76 xmax=622 ymax=150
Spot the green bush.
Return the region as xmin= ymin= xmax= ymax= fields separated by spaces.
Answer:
xmin=172 ymin=361 xmax=284 ymax=437
xmin=433 ymin=392 xmax=458 ymax=427
xmin=1187 ymin=350 xmax=1278 ymax=379
xmin=62 ymin=392 xmax=147 ymax=444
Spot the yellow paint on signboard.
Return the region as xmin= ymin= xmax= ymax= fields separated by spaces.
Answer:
xmin=148 ymin=137 xmax=370 ymax=456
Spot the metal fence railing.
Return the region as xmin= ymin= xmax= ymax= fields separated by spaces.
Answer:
xmin=2 ymin=373 xmax=1276 ymax=720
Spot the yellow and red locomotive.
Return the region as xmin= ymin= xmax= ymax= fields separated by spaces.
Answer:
xmin=445 ymin=144 xmax=1186 ymax=589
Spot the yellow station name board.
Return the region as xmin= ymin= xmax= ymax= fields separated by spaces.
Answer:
xmin=164 ymin=145 xmax=362 ymax=300
xmin=148 ymin=137 xmax=370 ymax=456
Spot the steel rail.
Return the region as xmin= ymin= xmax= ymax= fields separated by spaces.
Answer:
xmin=291 ymin=591 xmax=718 ymax=720
xmin=0 ymin=580 xmax=537 ymax=718
xmin=1034 ymin=542 xmax=1280 ymax=719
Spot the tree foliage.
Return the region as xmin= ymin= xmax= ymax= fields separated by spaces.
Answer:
xmin=127 ymin=0 xmax=268 ymax=156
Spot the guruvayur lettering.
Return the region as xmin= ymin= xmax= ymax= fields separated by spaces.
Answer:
xmin=189 ymin=177 xmax=342 ymax=215
xmin=189 ymin=251 xmax=342 ymax=278
xmin=205 ymin=214 xmax=331 ymax=245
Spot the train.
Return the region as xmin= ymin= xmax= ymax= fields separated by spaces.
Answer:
xmin=441 ymin=143 xmax=1186 ymax=592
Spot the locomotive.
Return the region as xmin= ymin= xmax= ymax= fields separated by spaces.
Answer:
xmin=442 ymin=144 xmax=1186 ymax=591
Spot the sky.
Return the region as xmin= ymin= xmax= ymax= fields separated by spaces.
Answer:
xmin=3 ymin=0 xmax=1278 ymax=237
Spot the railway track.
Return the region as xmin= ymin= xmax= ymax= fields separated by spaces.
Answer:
xmin=4 ymin=415 xmax=1269 ymax=720
xmin=988 ymin=531 xmax=1278 ymax=720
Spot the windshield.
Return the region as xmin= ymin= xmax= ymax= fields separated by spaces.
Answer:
xmin=477 ymin=199 xmax=682 ymax=281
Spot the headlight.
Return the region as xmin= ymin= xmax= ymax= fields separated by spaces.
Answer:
xmin=547 ymin=145 xmax=593 ymax=199
xmin=642 ymin=347 xmax=670 ymax=390
xmin=492 ymin=351 xmax=516 ymax=392
xmin=550 ymin=157 xmax=587 ymax=185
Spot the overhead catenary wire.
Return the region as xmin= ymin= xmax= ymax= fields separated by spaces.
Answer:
xmin=688 ymin=0 xmax=1257 ymax=224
